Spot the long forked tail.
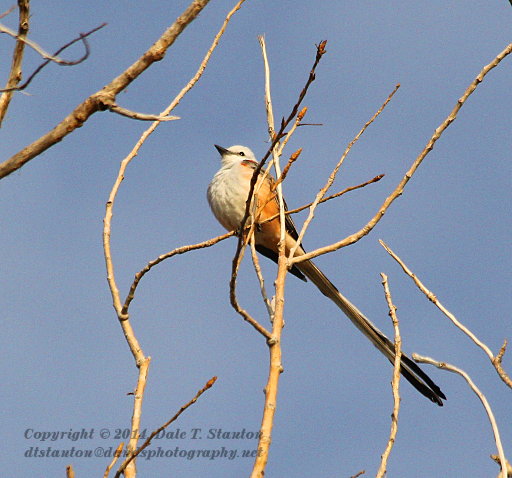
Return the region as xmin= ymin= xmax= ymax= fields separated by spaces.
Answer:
xmin=297 ymin=259 xmax=446 ymax=406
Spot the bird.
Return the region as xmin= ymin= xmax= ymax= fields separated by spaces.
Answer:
xmin=207 ymin=144 xmax=446 ymax=406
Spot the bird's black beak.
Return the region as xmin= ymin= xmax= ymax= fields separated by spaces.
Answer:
xmin=214 ymin=144 xmax=229 ymax=156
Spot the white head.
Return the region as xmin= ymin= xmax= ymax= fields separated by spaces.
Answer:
xmin=214 ymin=144 xmax=258 ymax=167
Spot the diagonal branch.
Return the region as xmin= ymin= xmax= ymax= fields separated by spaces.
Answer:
xmin=292 ymin=42 xmax=512 ymax=266
xmin=107 ymin=103 xmax=180 ymax=121
xmin=114 ymin=376 xmax=217 ymax=478
xmin=0 ymin=0 xmax=211 ymax=179
xmin=380 ymin=240 xmax=512 ymax=389
xmin=122 ymin=232 xmax=234 ymax=314
xmin=414 ymin=354 xmax=508 ymax=478
xmin=289 ymin=83 xmax=400 ymax=262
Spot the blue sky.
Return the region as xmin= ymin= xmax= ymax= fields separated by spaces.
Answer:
xmin=1 ymin=1 xmax=511 ymax=476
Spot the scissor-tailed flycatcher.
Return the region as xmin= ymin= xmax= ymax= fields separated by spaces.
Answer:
xmin=208 ymin=144 xmax=446 ymax=406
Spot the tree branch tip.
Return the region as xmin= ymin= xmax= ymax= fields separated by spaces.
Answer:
xmin=495 ymin=339 xmax=508 ymax=362
xmin=297 ymin=106 xmax=308 ymax=120
xmin=316 ymin=39 xmax=327 ymax=54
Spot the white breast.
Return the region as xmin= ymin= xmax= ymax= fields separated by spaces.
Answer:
xmin=207 ymin=164 xmax=251 ymax=231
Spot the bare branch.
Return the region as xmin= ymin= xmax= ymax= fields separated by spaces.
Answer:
xmin=107 ymin=102 xmax=180 ymax=121
xmin=0 ymin=20 xmax=99 ymax=65
xmin=249 ymin=234 xmax=274 ymax=319
xmin=380 ymin=240 xmax=512 ymax=389
xmin=105 ymin=0 xmax=247 ymax=329
xmin=0 ymin=0 xmax=211 ymax=179
xmin=101 ymin=5 xmax=248 ymax=476
xmin=258 ymin=174 xmax=385 ymax=229
xmin=414 ymin=354 xmax=508 ymax=478
xmin=290 ymin=83 xmax=400 ymax=262
xmin=493 ymin=340 xmax=511 ymax=388
xmin=122 ymin=232 xmax=234 ymax=314
xmin=115 ymin=376 xmax=217 ymax=478
xmin=103 ymin=442 xmax=124 ymax=478
xmin=350 ymin=471 xmax=366 ymax=478
xmin=229 ymin=219 xmax=273 ymax=340
xmin=250 ymin=35 xmax=299 ymax=478
xmin=0 ymin=23 xmax=107 ymax=95
xmin=103 ymin=0 xmax=248 ymax=362
xmin=292 ymin=42 xmax=512 ymax=265
xmin=229 ymin=40 xmax=327 ymax=336
xmin=376 ymin=273 xmax=401 ymax=478
xmin=273 ymin=147 xmax=302 ymax=190
xmin=0 ymin=0 xmax=29 ymax=125
xmin=0 ymin=5 xmax=16 ymax=19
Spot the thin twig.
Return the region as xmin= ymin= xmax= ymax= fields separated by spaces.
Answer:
xmin=350 ymin=471 xmax=366 ymax=478
xmin=290 ymin=83 xmax=400 ymax=262
xmin=380 ymin=240 xmax=512 ymax=389
xmin=273 ymin=147 xmax=302 ymax=190
xmin=376 ymin=273 xmax=401 ymax=478
xmin=115 ymin=377 xmax=217 ymax=478
xmin=123 ymin=232 xmax=234 ymax=314
xmin=0 ymin=5 xmax=16 ymax=19
xmin=413 ymin=354 xmax=508 ymax=478
xmin=0 ymin=21 xmax=101 ymax=65
xmin=104 ymin=0 xmax=246 ymax=360
xmin=103 ymin=442 xmax=124 ymax=478
xmin=229 ymin=219 xmax=273 ymax=340
xmin=249 ymin=234 xmax=274 ymax=319
xmin=108 ymin=103 xmax=180 ymax=121
xmin=259 ymin=174 xmax=385 ymax=228
xmin=0 ymin=23 xmax=107 ymax=94
xmin=292 ymin=43 xmax=512 ymax=265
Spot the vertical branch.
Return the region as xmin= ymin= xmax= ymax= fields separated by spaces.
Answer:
xmin=250 ymin=36 xmax=287 ymax=478
xmin=120 ymin=357 xmax=151 ymax=478
xmin=249 ymin=234 xmax=274 ymax=318
xmin=103 ymin=166 xmax=146 ymax=363
xmin=0 ymin=0 xmax=30 ymax=125
xmin=376 ymin=273 xmax=402 ymax=478
xmin=102 ymin=4 xmax=248 ymax=476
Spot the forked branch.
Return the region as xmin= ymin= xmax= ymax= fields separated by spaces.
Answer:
xmin=0 ymin=0 xmax=211 ymax=179
xmin=292 ymin=42 xmax=512 ymax=265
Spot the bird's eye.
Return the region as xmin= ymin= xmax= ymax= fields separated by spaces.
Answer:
xmin=238 ymin=151 xmax=245 ymax=157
